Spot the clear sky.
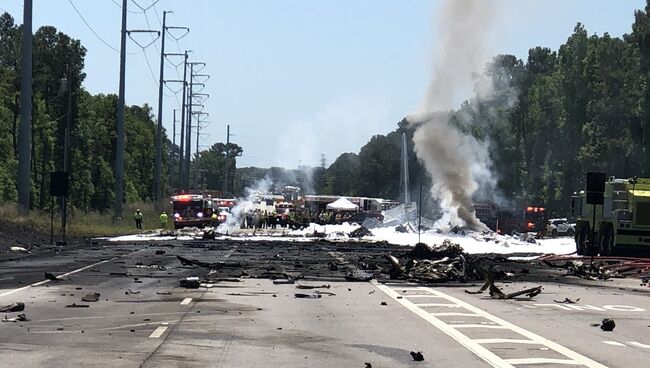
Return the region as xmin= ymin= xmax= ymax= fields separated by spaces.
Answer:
xmin=1 ymin=0 xmax=646 ymax=168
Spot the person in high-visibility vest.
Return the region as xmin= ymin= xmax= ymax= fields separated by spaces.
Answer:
xmin=159 ymin=211 xmax=168 ymax=229
xmin=134 ymin=209 xmax=143 ymax=229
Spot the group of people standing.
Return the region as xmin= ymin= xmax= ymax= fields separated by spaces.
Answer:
xmin=238 ymin=208 xmax=354 ymax=230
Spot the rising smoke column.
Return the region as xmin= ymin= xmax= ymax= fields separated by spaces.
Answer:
xmin=409 ymin=0 xmax=497 ymax=230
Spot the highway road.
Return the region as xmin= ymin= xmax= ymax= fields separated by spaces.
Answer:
xmin=0 ymin=239 xmax=648 ymax=367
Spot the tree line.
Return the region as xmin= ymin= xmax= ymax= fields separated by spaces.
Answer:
xmin=0 ymin=12 xmax=238 ymax=213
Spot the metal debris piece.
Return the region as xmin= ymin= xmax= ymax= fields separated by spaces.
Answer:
xmin=410 ymin=351 xmax=424 ymax=361
xmin=0 ymin=302 xmax=25 ymax=312
xmin=124 ymin=289 xmax=140 ymax=295
xmin=345 ymin=270 xmax=373 ymax=282
xmin=2 ymin=313 xmax=28 ymax=322
xmin=44 ymin=272 xmax=61 ymax=281
xmin=296 ymin=284 xmax=330 ymax=289
xmin=65 ymin=303 xmax=89 ymax=308
xmin=314 ymin=291 xmax=336 ymax=296
xmin=488 ymin=282 xmax=542 ymax=300
xmin=365 ymin=363 xmax=372 ymax=368
xmin=155 ymin=250 xmax=166 ymax=255
xmin=176 ymin=255 xmax=241 ymax=269
xmin=349 ymin=226 xmax=373 ymax=238
xmin=81 ymin=292 xmax=101 ymax=302
xmin=294 ymin=293 xmax=322 ymax=299
xmin=554 ymin=298 xmax=580 ymax=304
xmin=156 ymin=291 xmax=172 ymax=295
xmin=179 ymin=277 xmax=200 ymax=289
xmin=273 ymin=279 xmax=295 ymax=285
xmin=601 ymin=318 xmax=616 ymax=331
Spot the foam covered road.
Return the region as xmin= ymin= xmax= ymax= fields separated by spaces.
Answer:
xmin=0 ymin=239 xmax=648 ymax=367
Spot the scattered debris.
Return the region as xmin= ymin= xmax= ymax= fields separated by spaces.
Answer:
xmin=489 ymin=282 xmax=542 ymax=300
xmin=155 ymin=250 xmax=166 ymax=255
xmin=349 ymin=226 xmax=373 ymax=238
xmin=179 ymin=277 xmax=200 ymax=289
xmin=365 ymin=363 xmax=372 ymax=368
xmin=410 ymin=351 xmax=424 ymax=361
xmin=44 ymin=272 xmax=62 ymax=281
xmin=65 ymin=303 xmax=89 ymax=308
xmin=2 ymin=313 xmax=28 ymax=322
xmin=202 ymin=229 xmax=216 ymax=240
xmin=273 ymin=279 xmax=295 ymax=285
xmin=314 ymin=291 xmax=336 ymax=296
xmin=296 ymin=284 xmax=330 ymax=289
xmin=156 ymin=291 xmax=172 ymax=295
xmin=385 ymin=254 xmax=404 ymax=278
xmin=81 ymin=292 xmax=101 ymax=302
xmin=600 ymin=318 xmax=616 ymax=332
xmin=408 ymin=240 xmax=462 ymax=259
xmin=294 ymin=293 xmax=322 ymax=299
xmin=9 ymin=246 xmax=30 ymax=253
xmin=554 ymin=298 xmax=580 ymax=304
xmin=345 ymin=270 xmax=373 ymax=282
xmin=380 ymin=301 xmax=387 ymax=306
xmin=124 ymin=289 xmax=140 ymax=295
xmin=0 ymin=302 xmax=25 ymax=312
xmin=176 ymin=255 xmax=241 ymax=269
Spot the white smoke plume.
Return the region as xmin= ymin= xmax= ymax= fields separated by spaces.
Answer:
xmin=408 ymin=0 xmax=499 ymax=230
xmin=218 ymin=176 xmax=273 ymax=232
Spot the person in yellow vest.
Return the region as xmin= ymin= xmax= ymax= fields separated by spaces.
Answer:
xmin=159 ymin=211 xmax=168 ymax=229
xmin=134 ymin=209 xmax=143 ymax=229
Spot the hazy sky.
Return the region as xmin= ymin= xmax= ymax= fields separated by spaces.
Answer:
xmin=1 ymin=1 xmax=646 ymax=168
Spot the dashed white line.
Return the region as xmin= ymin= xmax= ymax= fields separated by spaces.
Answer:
xmin=149 ymin=326 xmax=168 ymax=338
xmin=180 ymin=297 xmax=192 ymax=305
xmin=629 ymin=341 xmax=650 ymax=348
xmin=603 ymin=341 xmax=626 ymax=347
xmin=451 ymin=324 xmax=507 ymax=329
xmin=413 ymin=303 xmax=462 ymax=308
xmin=504 ymin=358 xmax=578 ymax=365
xmin=430 ymin=312 xmax=479 ymax=317
xmin=474 ymin=338 xmax=540 ymax=345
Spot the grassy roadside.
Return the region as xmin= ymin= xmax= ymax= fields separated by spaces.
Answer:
xmin=0 ymin=202 xmax=172 ymax=238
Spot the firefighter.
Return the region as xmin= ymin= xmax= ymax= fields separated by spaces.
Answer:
xmin=159 ymin=211 xmax=168 ymax=229
xmin=134 ymin=209 xmax=143 ymax=229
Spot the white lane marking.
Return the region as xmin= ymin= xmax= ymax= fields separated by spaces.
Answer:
xmin=404 ymin=294 xmax=444 ymax=298
xmin=602 ymin=341 xmax=626 ymax=347
xmin=180 ymin=297 xmax=192 ymax=305
xmin=474 ymin=339 xmax=540 ymax=345
xmin=504 ymin=358 xmax=578 ymax=365
xmin=373 ymin=281 xmax=518 ymax=368
xmin=149 ymin=326 xmax=168 ymax=338
xmin=372 ymin=281 xmax=609 ymax=368
xmin=451 ymin=324 xmax=507 ymax=329
xmin=430 ymin=312 xmax=480 ymax=317
xmin=0 ymin=253 xmax=134 ymax=298
xmin=629 ymin=342 xmax=650 ymax=349
xmin=413 ymin=303 xmax=462 ymax=308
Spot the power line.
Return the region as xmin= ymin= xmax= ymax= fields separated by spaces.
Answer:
xmin=69 ymin=0 xmax=120 ymax=52
xmin=110 ymin=0 xmax=142 ymax=14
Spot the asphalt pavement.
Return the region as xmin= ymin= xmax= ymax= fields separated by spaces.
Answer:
xmin=0 ymin=239 xmax=649 ymax=367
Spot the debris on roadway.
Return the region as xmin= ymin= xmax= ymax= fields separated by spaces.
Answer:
xmin=0 ymin=302 xmax=25 ymax=312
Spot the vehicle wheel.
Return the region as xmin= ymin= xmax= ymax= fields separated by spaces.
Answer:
xmin=567 ymin=227 xmax=575 ymax=236
xmin=599 ymin=227 xmax=613 ymax=256
xmin=575 ymin=227 xmax=587 ymax=255
xmin=551 ymin=229 xmax=558 ymax=238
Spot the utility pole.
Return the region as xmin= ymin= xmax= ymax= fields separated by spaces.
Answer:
xmin=224 ymin=124 xmax=231 ymax=195
xmin=185 ymin=63 xmax=194 ymax=190
xmin=154 ymin=10 xmax=170 ymax=202
xmin=17 ymin=0 xmax=33 ymax=215
xmin=113 ymin=0 xmax=127 ymax=219
xmin=171 ymin=108 xmax=176 ymax=187
xmin=168 ymin=51 xmax=189 ymax=190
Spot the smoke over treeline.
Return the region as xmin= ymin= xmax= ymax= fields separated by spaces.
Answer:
xmin=235 ymin=1 xmax=650 ymax=224
xmin=408 ymin=0 xmax=498 ymax=230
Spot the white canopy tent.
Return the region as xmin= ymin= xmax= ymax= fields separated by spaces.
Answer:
xmin=326 ymin=197 xmax=359 ymax=211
